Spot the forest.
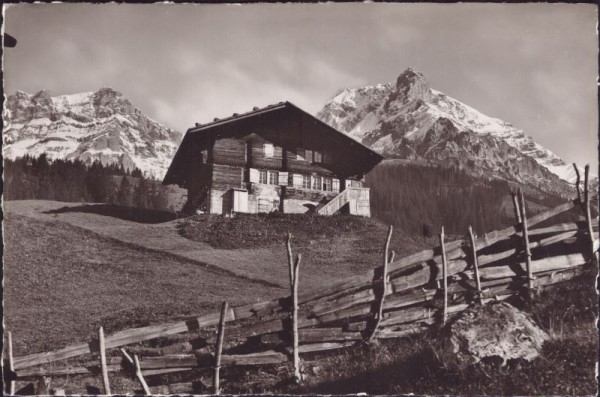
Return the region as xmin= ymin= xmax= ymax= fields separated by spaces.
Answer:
xmin=3 ymin=155 xmax=171 ymax=211
xmin=4 ymin=155 xmax=578 ymax=235
xmin=365 ymin=161 xmax=571 ymax=236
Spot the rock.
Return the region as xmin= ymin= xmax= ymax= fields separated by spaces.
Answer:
xmin=438 ymin=302 xmax=549 ymax=370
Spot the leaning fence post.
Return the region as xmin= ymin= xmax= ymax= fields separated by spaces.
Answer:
xmin=214 ymin=301 xmax=229 ymax=395
xmin=98 ymin=327 xmax=111 ymax=395
xmin=511 ymin=191 xmax=522 ymax=226
xmin=367 ymin=225 xmax=393 ymax=342
xmin=467 ymin=226 xmax=482 ymax=304
xmin=121 ymin=349 xmax=149 ymax=395
xmin=439 ymin=226 xmax=448 ymax=324
xmin=518 ymin=189 xmax=534 ymax=293
xmin=7 ymin=331 xmax=15 ymax=395
xmin=584 ymin=164 xmax=597 ymax=261
xmin=133 ymin=354 xmax=150 ymax=395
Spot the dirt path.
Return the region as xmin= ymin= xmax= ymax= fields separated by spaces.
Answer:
xmin=4 ymin=200 xmax=291 ymax=289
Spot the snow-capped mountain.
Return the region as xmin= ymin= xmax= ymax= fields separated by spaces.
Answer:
xmin=318 ymin=68 xmax=581 ymax=194
xmin=3 ymin=88 xmax=182 ymax=179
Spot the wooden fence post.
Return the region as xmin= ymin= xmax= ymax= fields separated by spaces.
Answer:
xmin=367 ymin=225 xmax=394 ymax=342
xmin=7 ymin=331 xmax=15 ymax=395
xmin=573 ymin=163 xmax=582 ymax=206
xmin=214 ymin=301 xmax=229 ymax=395
xmin=291 ymin=255 xmax=302 ymax=383
xmin=467 ymin=226 xmax=482 ymax=304
xmin=439 ymin=226 xmax=448 ymax=324
xmin=121 ymin=348 xmax=150 ymax=395
xmin=584 ymin=164 xmax=598 ymax=261
xmin=518 ymin=189 xmax=534 ymax=293
xmin=286 ymin=233 xmax=302 ymax=383
xmin=134 ymin=354 xmax=151 ymax=395
xmin=511 ymin=191 xmax=522 ymax=226
xmin=98 ymin=327 xmax=111 ymax=395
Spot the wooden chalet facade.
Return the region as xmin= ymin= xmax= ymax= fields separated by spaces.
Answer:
xmin=163 ymin=102 xmax=383 ymax=216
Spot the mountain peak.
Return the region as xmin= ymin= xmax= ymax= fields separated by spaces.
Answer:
xmin=318 ymin=74 xmax=578 ymax=192
xmin=394 ymin=68 xmax=431 ymax=102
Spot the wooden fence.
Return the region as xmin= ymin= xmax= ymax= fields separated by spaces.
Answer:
xmin=4 ymin=167 xmax=599 ymax=395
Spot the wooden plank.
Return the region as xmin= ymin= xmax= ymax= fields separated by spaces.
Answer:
xmin=284 ymin=342 xmax=356 ymax=354
xmin=529 ymin=219 xmax=597 ymax=236
xmin=261 ymin=328 xmax=363 ymax=344
xmin=221 ymin=351 xmax=287 ymax=366
xmin=17 ymin=364 xmax=123 ymax=378
xmin=477 ymin=253 xmax=586 ymax=281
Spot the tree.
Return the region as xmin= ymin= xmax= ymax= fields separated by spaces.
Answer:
xmin=116 ymin=176 xmax=134 ymax=207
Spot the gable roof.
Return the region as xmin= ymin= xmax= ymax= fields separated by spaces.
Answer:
xmin=163 ymin=101 xmax=384 ymax=186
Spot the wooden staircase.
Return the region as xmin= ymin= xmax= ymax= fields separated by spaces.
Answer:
xmin=318 ymin=189 xmax=350 ymax=216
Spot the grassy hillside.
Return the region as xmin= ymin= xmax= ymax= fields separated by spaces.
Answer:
xmin=3 ymin=213 xmax=284 ymax=357
xmin=179 ymin=212 xmax=431 ymax=279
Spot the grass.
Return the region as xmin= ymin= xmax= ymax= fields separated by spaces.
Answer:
xmin=179 ymin=212 xmax=431 ymax=280
xmin=2 ymin=213 xmax=283 ymax=357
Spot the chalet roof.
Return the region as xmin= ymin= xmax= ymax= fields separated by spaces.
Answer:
xmin=163 ymin=101 xmax=384 ymax=186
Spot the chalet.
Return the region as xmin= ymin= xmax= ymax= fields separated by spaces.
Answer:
xmin=163 ymin=102 xmax=383 ymax=216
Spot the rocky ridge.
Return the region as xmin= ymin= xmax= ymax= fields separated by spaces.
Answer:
xmin=318 ymin=68 xmax=582 ymax=195
xmin=3 ymin=88 xmax=182 ymax=179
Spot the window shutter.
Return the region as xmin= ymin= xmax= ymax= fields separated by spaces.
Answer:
xmin=278 ymin=171 xmax=288 ymax=185
xmin=249 ymin=168 xmax=260 ymax=183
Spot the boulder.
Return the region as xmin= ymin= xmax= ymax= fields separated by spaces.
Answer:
xmin=438 ymin=302 xmax=549 ymax=370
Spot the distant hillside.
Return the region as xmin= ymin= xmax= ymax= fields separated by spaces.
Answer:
xmin=365 ymin=160 xmax=578 ymax=236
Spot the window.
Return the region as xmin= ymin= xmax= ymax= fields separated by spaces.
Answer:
xmin=259 ymin=170 xmax=268 ymax=184
xmin=313 ymin=151 xmax=322 ymax=163
xmin=296 ymin=148 xmax=305 ymax=160
xmin=323 ymin=178 xmax=332 ymax=192
xmin=264 ymin=143 xmax=274 ymax=158
xmin=268 ymin=171 xmax=278 ymax=185
xmin=305 ymin=150 xmax=313 ymax=163
xmin=332 ymin=178 xmax=340 ymax=193
xmin=288 ymin=173 xmax=294 ymax=187
xmin=302 ymin=175 xmax=311 ymax=189
xmin=322 ymin=152 xmax=332 ymax=164
xmin=293 ymin=174 xmax=304 ymax=188
xmin=312 ymin=175 xmax=322 ymax=190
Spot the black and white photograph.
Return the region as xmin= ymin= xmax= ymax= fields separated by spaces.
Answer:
xmin=2 ymin=3 xmax=598 ymax=395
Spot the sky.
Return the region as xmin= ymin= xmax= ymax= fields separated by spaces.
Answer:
xmin=3 ymin=3 xmax=598 ymax=168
